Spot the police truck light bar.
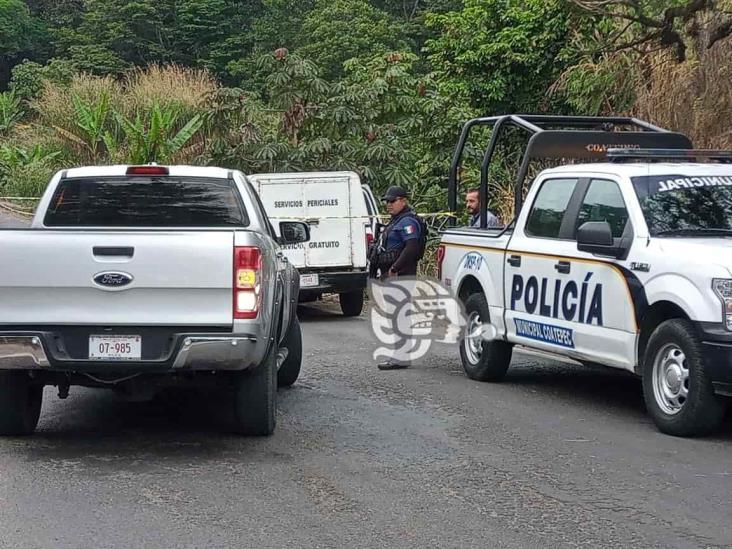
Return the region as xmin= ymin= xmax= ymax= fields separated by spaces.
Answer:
xmin=607 ymin=148 xmax=732 ymax=163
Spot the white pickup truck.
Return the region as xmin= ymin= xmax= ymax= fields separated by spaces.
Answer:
xmin=0 ymin=164 xmax=309 ymax=436
xmin=440 ymin=115 xmax=732 ymax=437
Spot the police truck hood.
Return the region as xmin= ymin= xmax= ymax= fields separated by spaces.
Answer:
xmin=656 ymin=238 xmax=732 ymax=275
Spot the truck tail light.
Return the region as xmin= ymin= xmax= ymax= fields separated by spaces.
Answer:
xmin=126 ymin=165 xmax=169 ymax=176
xmin=234 ymin=246 xmax=262 ymax=319
xmin=437 ymin=244 xmax=446 ymax=280
xmin=366 ymin=229 xmax=374 ymax=250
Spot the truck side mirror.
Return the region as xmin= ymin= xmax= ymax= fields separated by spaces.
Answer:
xmin=279 ymin=221 xmax=310 ymax=244
xmin=577 ymin=221 xmax=624 ymax=258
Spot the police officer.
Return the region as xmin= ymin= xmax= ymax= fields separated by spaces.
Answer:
xmin=373 ymin=186 xmax=423 ymax=370
xmin=379 ymin=186 xmax=423 ymax=278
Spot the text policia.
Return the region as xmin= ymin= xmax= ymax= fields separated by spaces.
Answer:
xmin=510 ymin=272 xmax=603 ymax=326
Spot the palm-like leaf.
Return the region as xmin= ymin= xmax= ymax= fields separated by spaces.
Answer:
xmin=166 ymin=114 xmax=203 ymax=156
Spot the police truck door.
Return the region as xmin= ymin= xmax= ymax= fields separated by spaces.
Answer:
xmin=505 ymin=176 xmax=636 ymax=369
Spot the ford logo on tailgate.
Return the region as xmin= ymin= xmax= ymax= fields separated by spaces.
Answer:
xmin=93 ymin=272 xmax=134 ymax=288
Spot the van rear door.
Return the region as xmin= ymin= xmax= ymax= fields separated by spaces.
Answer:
xmin=250 ymin=172 xmax=355 ymax=268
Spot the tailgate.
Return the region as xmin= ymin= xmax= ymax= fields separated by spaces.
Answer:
xmin=0 ymin=230 xmax=234 ymax=326
xmin=252 ymin=173 xmax=353 ymax=268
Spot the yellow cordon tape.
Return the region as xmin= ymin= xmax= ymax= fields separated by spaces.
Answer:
xmin=268 ymin=212 xmax=457 ymax=221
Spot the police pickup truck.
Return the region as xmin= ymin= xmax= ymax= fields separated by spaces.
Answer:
xmin=439 ymin=115 xmax=732 ymax=437
xmin=0 ymin=164 xmax=309 ymax=436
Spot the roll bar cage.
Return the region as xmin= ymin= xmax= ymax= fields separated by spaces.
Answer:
xmin=447 ymin=115 xmax=693 ymax=228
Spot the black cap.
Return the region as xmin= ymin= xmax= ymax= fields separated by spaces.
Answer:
xmin=381 ymin=186 xmax=408 ymax=201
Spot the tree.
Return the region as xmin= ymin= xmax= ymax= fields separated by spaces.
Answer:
xmin=370 ymin=0 xmax=463 ymax=20
xmin=172 ymin=0 xmax=263 ymax=78
xmin=425 ymin=0 xmax=574 ymax=113
xmin=0 ymin=0 xmax=48 ymax=87
xmin=297 ymin=0 xmax=413 ymax=79
xmin=205 ymin=50 xmax=470 ymax=213
xmin=569 ymin=0 xmax=732 ymax=61
xmin=48 ymin=0 xmax=178 ymax=74
xmin=9 ymin=58 xmax=75 ymax=100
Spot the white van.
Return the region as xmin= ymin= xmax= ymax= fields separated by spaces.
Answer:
xmin=249 ymin=171 xmax=379 ymax=316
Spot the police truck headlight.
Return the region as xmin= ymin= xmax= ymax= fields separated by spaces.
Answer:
xmin=712 ymin=279 xmax=732 ymax=329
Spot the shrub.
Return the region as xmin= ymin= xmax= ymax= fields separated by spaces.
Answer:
xmin=9 ymin=59 xmax=76 ymax=101
xmin=121 ymin=64 xmax=218 ymax=120
xmin=31 ymin=74 xmax=122 ymax=149
xmin=0 ymin=91 xmax=24 ymax=134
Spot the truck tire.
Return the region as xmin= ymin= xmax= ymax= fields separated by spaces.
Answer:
xmin=231 ymin=344 xmax=278 ymax=436
xmin=459 ymin=293 xmax=512 ymax=382
xmin=340 ymin=290 xmax=364 ymax=317
xmin=278 ymin=317 xmax=303 ymax=387
xmin=642 ymin=319 xmax=726 ymax=437
xmin=0 ymin=372 xmax=43 ymax=436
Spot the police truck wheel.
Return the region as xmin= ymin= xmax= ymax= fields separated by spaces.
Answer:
xmin=0 ymin=372 xmax=43 ymax=436
xmin=642 ymin=319 xmax=726 ymax=437
xmin=230 ymin=344 xmax=277 ymax=436
xmin=278 ymin=317 xmax=302 ymax=387
xmin=459 ymin=292 xmax=512 ymax=382
xmin=340 ymin=290 xmax=364 ymax=317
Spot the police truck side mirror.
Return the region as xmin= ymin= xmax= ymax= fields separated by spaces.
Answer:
xmin=577 ymin=221 xmax=626 ymax=258
xmin=279 ymin=221 xmax=310 ymax=244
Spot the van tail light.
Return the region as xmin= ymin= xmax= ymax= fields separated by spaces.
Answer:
xmin=366 ymin=228 xmax=374 ymax=250
xmin=234 ymin=246 xmax=262 ymax=319
xmin=437 ymin=244 xmax=446 ymax=280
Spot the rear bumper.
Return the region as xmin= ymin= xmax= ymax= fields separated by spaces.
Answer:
xmin=299 ymin=270 xmax=367 ymax=295
xmin=0 ymin=332 xmax=269 ymax=374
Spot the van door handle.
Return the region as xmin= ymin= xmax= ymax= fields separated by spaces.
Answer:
xmin=554 ymin=261 xmax=571 ymax=274
xmin=507 ymin=255 xmax=521 ymax=267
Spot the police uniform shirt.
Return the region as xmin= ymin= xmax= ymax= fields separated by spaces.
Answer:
xmin=386 ymin=213 xmax=421 ymax=250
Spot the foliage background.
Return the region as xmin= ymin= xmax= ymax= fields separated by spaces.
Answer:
xmin=1 ymin=0 xmax=731 ymax=247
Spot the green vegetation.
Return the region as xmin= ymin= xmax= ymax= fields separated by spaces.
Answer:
xmin=1 ymin=0 xmax=731 ymax=220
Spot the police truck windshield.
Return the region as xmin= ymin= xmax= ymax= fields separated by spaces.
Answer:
xmin=632 ymin=174 xmax=732 ymax=236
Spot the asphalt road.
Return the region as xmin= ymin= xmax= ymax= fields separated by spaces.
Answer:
xmin=0 ymin=211 xmax=730 ymax=548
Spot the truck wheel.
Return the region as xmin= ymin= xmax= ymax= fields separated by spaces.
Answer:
xmin=231 ymin=344 xmax=277 ymax=436
xmin=459 ymin=293 xmax=512 ymax=381
xmin=278 ymin=317 xmax=303 ymax=387
xmin=0 ymin=372 xmax=43 ymax=436
xmin=340 ymin=290 xmax=364 ymax=317
xmin=642 ymin=319 xmax=726 ymax=437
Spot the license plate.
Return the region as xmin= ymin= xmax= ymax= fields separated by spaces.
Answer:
xmin=89 ymin=335 xmax=142 ymax=360
xmin=300 ymin=273 xmax=319 ymax=287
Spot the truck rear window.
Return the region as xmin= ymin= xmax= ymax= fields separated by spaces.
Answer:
xmin=44 ymin=177 xmax=249 ymax=227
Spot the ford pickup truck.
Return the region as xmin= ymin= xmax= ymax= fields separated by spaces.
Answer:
xmin=439 ymin=115 xmax=732 ymax=437
xmin=0 ymin=164 xmax=309 ymax=436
